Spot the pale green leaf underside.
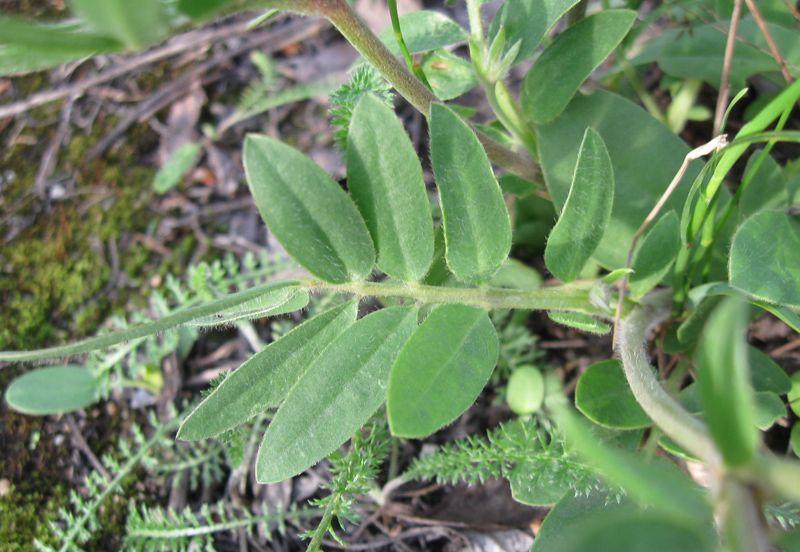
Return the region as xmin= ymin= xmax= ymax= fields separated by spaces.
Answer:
xmin=6 ymin=366 xmax=99 ymax=415
xmin=523 ymin=10 xmax=636 ymax=124
xmin=488 ymin=0 xmax=582 ymax=65
xmin=430 ymin=103 xmax=512 ymax=285
xmin=348 ymin=93 xmax=434 ymax=282
xmin=537 ymin=90 xmax=700 ymax=270
xmin=729 ymin=210 xmax=800 ymax=308
xmin=630 ymin=211 xmax=680 ymax=298
xmin=547 ymin=312 xmax=610 ymax=335
xmin=545 ymin=127 xmax=614 ymax=283
xmin=256 ymin=306 xmax=417 ymax=484
xmin=177 ymin=301 xmax=358 ymax=441
xmin=387 ymin=304 xmax=498 ymax=438
xmin=244 ymin=135 xmax=375 ymax=284
xmin=0 ymin=279 xmax=301 ymax=363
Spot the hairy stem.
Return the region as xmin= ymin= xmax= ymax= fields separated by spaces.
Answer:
xmin=301 ymin=278 xmax=608 ymax=316
xmin=616 ymin=290 xmax=720 ymax=467
xmin=252 ymin=0 xmax=542 ymax=183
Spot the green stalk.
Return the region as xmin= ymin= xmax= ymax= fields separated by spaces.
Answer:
xmin=616 ymin=290 xmax=720 ymax=467
xmin=301 ymin=278 xmax=611 ymax=316
xmin=387 ymin=0 xmax=432 ymax=89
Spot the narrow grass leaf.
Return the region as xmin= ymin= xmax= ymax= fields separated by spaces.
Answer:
xmin=523 ymin=10 xmax=636 ymax=124
xmin=547 ymin=312 xmax=610 ymax=335
xmin=544 ymin=127 xmax=614 ymax=283
xmin=68 ymin=0 xmax=169 ymax=49
xmin=430 ymin=103 xmax=512 ymax=284
xmin=387 ymin=304 xmax=498 ymax=438
xmin=348 ymin=93 xmax=434 ymax=282
xmin=6 ymin=366 xmax=99 ymax=415
xmin=553 ymin=403 xmax=711 ymax=522
xmin=694 ymin=297 xmax=758 ymax=466
xmin=488 ymin=0 xmax=581 ymax=65
xmin=256 ymin=306 xmax=417 ymax=484
xmin=729 ymin=210 xmax=800 ymax=308
xmin=629 ymin=211 xmax=681 ymax=298
xmin=575 ymin=360 xmax=650 ymax=429
xmin=177 ymin=301 xmax=358 ymax=441
xmin=244 ymin=135 xmax=375 ymax=283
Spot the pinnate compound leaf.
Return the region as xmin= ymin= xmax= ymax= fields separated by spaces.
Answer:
xmin=575 ymin=360 xmax=650 ymax=429
xmin=544 ymin=127 xmax=614 ymax=283
xmin=430 ymin=103 xmax=512 ymax=285
xmin=244 ymin=135 xmax=375 ymax=284
xmin=537 ymin=90 xmax=700 ymax=270
xmin=68 ymin=0 xmax=169 ymax=49
xmin=348 ymin=93 xmax=434 ymax=282
xmin=6 ymin=366 xmax=99 ymax=415
xmin=694 ymin=297 xmax=757 ymax=467
xmin=547 ymin=312 xmax=610 ymax=334
xmin=185 ymin=287 xmax=309 ymax=327
xmin=387 ymin=304 xmax=498 ymax=438
xmin=522 ymin=10 xmax=636 ymax=124
xmin=629 ymin=211 xmax=681 ymax=298
xmin=256 ymin=306 xmax=417 ymax=484
xmin=488 ymin=0 xmax=581 ymax=66
xmin=377 ymin=11 xmax=467 ymax=57
xmin=178 ymin=301 xmax=358 ymax=441
xmin=729 ymin=210 xmax=800 ymax=308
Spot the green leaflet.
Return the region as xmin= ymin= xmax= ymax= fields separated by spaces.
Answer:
xmin=5 ymin=366 xmax=99 ymax=415
xmin=544 ymin=127 xmax=614 ymax=283
xmin=629 ymin=211 xmax=681 ymax=298
xmin=0 ymin=17 xmax=121 ymax=53
xmin=694 ymin=297 xmax=757 ymax=467
xmin=244 ymin=135 xmax=375 ymax=284
xmin=256 ymin=306 xmax=417 ymax=484
xmin=0 ymin=279 xmax=302 ymax=363
xmin=575 ymin=360 xmax=651 ymax=429
xmin=488 ymin=0 xmax=581 ymax=66
xmin=387 ymin=304 xmax=498 ymax=438
xmin=729 ymin=210 xmax=800 ymax=308
xmin=421 ymin=49 xmax=479 ymax=101
xmin=154 ymin=143 xmax=202 ymax=194
xmin=68 ymin=0 xmax=169 ymax=50
xmin=177 ymin=301 xmax=358 ymax=441
xmin=522 ymin=10 xmax=636 ymax=124
xmin=177 ymin=0 xmax=236 ymax=20
xmin=347 ymin=93 xmax=434 ymax=282
xmin=749 ymin=346 xmax=791 ymax=395
xmin=377 ymin=10 xmax=467 ymax=57
xmin=185 ymin=288 xmax=309 ymax=327
xmin=537 ymin=90 xmax=700 ymax=270
xmin=430 ymin=103 xmax=512 ymax=285
xmin=547 ymin=312 xmax=610 ymax=335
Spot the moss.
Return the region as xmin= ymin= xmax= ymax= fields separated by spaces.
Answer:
xmin=0 ymin=482 xmax=66 ymax=551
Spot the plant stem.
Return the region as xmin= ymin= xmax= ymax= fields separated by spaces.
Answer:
xmin=466 ymin=0 xmax=486 ymax=50
xmin=616 ymin=290 xmax=721 ymax=467
xmin=300 ymin=278 xmax=610 ymax=316
xmin=251 ymin=0 xmax=542 ymax=183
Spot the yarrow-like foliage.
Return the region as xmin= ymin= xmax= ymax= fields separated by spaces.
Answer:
xmin=329 ymin=64 xmax=394 ymax=151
